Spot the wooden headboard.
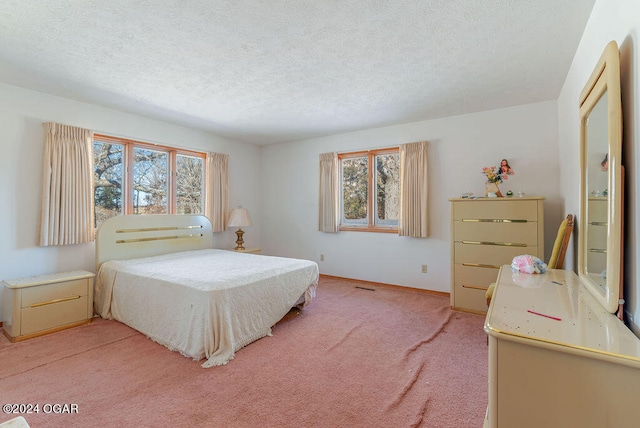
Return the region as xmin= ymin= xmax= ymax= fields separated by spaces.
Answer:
xmin=95 ymin=215 xmax=214 ymax=269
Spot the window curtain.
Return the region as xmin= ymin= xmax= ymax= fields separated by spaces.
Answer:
xmin=318 ymin=152 xmax=339 ymax=232
xmin=39 ymin=122 xmax=95 ymax=246
xmin=399 ymin=141 xmax=429 ymax=237
xmin=205 ymin=152 xmax=229 ymax=232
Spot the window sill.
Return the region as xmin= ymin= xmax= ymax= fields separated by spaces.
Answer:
xmin=339 ymin=226 xmax=398 ymax=234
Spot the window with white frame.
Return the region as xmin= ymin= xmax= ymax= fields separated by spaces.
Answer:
xmin=339 ymin=148 xmax=400 ymax=232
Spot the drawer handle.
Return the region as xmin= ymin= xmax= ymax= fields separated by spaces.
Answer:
xmin=29 ymin=295 xmax=82 ymax=308
xmin=462 ymin=218 xmax=528 ymax=223
xmin=461 ymin=240 xmax=527 ymax=247
xmin=589 ymin=221 xmax=607 ymax=226
xmin=589 ymin=248 xmax=607 ymax=254
xmin=462 ymin=285 xmax=489 ymax=291
xmin=462 ymin=263 xmax=501 ymax=269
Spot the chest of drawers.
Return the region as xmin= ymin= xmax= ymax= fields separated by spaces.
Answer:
xmin=2 ymin=270 xmax=95 ymax=342
xmin=450 ymin=197 xmax=544 ymax=313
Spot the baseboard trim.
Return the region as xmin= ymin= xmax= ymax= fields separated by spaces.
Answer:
xmin=319 ymin=274 xmax=450 ymax=297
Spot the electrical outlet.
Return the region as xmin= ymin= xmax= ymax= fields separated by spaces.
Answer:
xmin=320 ymin=254 xmax=325 ymax=261
xmin=421 ymin=264 xmax=428 ymax=273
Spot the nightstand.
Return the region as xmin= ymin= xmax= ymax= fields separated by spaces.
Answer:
xmin=230 ymin=247 xmax=262 ymax=255
xmin=2 ymin=270 xmax=95 ymax=342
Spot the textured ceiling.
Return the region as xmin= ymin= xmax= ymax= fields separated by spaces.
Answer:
xmin=0 ymin=0 xmax=595 ymax=145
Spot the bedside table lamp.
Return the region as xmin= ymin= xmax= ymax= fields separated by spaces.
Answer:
xmin=228 ymin=206 xmax=252 ymax=251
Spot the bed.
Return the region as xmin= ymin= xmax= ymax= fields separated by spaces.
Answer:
xmin=94 ymin=215 xmax=318 ymax=368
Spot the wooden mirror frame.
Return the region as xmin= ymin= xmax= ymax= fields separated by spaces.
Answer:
xmin=578 ymin=40 xmax=623 ymax=315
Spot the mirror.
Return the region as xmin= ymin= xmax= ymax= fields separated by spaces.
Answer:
xmin=578 ymin=41 xmax=623 ymax=314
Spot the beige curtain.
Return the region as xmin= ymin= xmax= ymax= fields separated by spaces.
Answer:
xmin=399 ymin=141 xmax=429 ymax=237
xmin=318 ymin=152 xmax=339 ymax=232
xmin=39 ymin=122 xmax=95 ymax=246
xmin=205 ymin=152 xmax=229 ymax=232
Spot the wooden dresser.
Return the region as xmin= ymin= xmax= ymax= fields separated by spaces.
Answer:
xmin=484 ymin=267 xmax=640 ymax=427
xmin=2 ymin=270 xmax=95 ymax=342
xmin=449 ymin=197 xmax=544 ymax=313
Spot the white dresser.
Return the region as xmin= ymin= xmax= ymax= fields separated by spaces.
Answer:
xmin=484 ymin=267 xmax=640 ymax=427
xmin=450 ymin=197 xmax=544 ymax=313
xmin=2 ymin=270 xmax=95 ymax=342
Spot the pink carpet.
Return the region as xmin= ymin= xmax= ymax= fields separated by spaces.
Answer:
xmin=0 ymin=276 xmax=487 ymax=427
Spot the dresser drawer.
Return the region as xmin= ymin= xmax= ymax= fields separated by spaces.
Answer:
xmin=453 ymin=221 xmax=539 ymax=245
xmin=452 ymin=264 xmax=501 ymax=313
xmin=587 ymin=198 xmax=607 ymax=222
xmin=587 ymin=224 xmax=607 ymax=252
xmin=452 ymin=284 xmax=489 ymax=313
xmin=21 ymin=278 xmax=88 ymax=308
xmin=452 ymin=200 xmax=539 ymax=221
xmin=21 ymin=295 xmax=89 ymax=335
xmin=454 ymin=242 xmax=538 ymax=266
xmin=453 ymin=264 xmax=501 ymax=290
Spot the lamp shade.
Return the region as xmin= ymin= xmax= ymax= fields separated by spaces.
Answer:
xmin=228 ymin=207 xmax=252 ymax=228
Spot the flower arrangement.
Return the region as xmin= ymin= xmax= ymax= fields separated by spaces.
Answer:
xmin=482 ymin=166 xmax=504 ymax=184
xmin=482 ymin=159 xmax=514 ymax=184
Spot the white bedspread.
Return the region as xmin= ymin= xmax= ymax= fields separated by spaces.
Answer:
xmin=94 ymin=249 xmax=318 ymax=367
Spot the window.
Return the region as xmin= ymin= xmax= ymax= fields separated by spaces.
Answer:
xmin=132 ymin=146 xmax=168 ymax=214
xmin=93 ymin=134 xmax=205 ymax=228
xmin=339 ymin=148 xmax=400 ymax=232
xmin=176 ymin=154 xmax=205 ymax=214
xmin=94 ymin=139 xmax=123 ymax=226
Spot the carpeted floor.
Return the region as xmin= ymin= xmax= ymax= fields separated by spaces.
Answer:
xmin=0 ymin=276 xmax=487 ymax=427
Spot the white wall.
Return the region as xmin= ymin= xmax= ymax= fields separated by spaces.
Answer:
xmin=558 ymin=0 xmax=640 ymax=332
xmin=260 ymin=101 xmax=562 ymax=292
xmin=0 ymin=83 xmax=261 ymax=320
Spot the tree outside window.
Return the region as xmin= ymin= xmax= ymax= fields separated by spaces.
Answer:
xmin=94 ymin=140 xmax=123 ymax=227
xmin=93 ymin=135 xmax=205 ymax=229
xmin=133 ymin=147 xmax=168 ymax=214
xmin=339 ymin=148 xmax=399 ymax=232
xmin=176 ymin=154 xmax=204 ymax=215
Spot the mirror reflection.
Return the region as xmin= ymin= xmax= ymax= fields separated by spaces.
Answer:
xmin=585 ymin=92 xmax=608 ymax=293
